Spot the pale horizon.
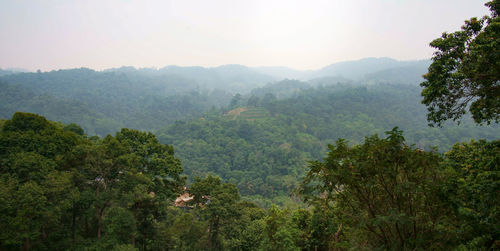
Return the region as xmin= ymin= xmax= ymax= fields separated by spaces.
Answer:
xmin=0 ymin=0 xmax=491 ymax=71
xmin=2 ymin=56 xmax=432 ymax=73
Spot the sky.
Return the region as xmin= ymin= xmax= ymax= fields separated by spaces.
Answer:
xmin=0 ymin=0 xmax=492 ymax=71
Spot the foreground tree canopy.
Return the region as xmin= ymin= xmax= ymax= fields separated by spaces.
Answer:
xmin=0 ymin=112 xmax=184 ymax=250
xmin=421 ymin=0 xmax=499 ymax=125
xmin=0 ymin=113 xmax=498 ymax=250
xmin=300 ymin=128 xmax=499 ymax=250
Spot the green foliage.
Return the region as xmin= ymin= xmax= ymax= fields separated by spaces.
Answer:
xmin=0 ymin=46 xmax=498 ymax=250
xmin=115 ymin=128 xmax=184 ymax=200
xmin=300 ymin=129 xmax=455 ymax=250
xmin=247 ymin=95 xmax=260 ymax=107
xmin=229 ymin=93 xmax=242 ymax=109
xmin=264 ymin=84 xmax=498 ymax=149
xmin=158 ymin=117 xmax=313 ymax=202
xmin=444 ymin=140 xmax=500 ymax=249
xmin=0 ymin=70 xmax=234 ymax=135
xmin=0 ymin=111 xmax=498 ymax=250
xmin=158 ymin=84 xmax=498 ymax=204
xmin=0 ymin=113 xmax=184 ymax=250
xmin=154 ymin=210 xmax=208 ymax=251
xmin=189 ymin=176 xmax=241 ymax=250
xmin=263 ymin=206 xmax=301 ymax=251
xmin=0 ymin=112 xmax=81 ymax=250
xmin=3 ymin=112 xmax=52 ymax=133
xmin=111 ymin=244 xmax=139 ymax=251
xmin=0 ymin=81 xmax=117 ymax=136
xmin=64 ymin=123 xmax=85 ymax=135
xmin=103 ymin=207 xmax=137 ymax=244
xmin=421 ymin=0 xmax=500 ymax=125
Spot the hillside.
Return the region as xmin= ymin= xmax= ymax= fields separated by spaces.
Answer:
xmin=0 ymin=58 xmax=431 ymax=136
xmin=157 ymin=83 xmax=499 ymax=206
xmin=0 ymin=69 xmax=234 ymax=135
xmin=1 ymin=61 xmax=497 ymax=206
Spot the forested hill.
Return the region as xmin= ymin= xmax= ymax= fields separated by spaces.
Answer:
xmin=0 ymin=68 xmax=236 ymax=135
xmin=157 ymin=83 xmax=499 ymax=206
xmin=106 ymin=64 xmax=275 ymax=93
xmin=2 ymin=0 xmax=499 ymax=247
xmin=2 ymin=112 xmax=496 ymax=250
xmin=0 ymin=58 xmax=430 ymax=136
xmin=309 ymin=57 xmax=430 ymax=80
xmin=0 ymin=60 xmax=498 ymax=247
xmin=1 ymin=60 xmax=498 ymax=206
xmin=0 ymin=68 xmax=28 ymax=77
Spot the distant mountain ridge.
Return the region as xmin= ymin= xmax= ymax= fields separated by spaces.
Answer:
xmin=3 ymin=57 xmax=430 ymax=85
xmin=108 ymin=57 xmax=431 ymax=84
xmin=0 ymin=68 xmax=30 ymax=76
xmin=311 ymin=57 xmax=430 ymax=79
xmin=105 ymin=57 xmax=431 ymax=80
xmin=0 ymin=57 xmax=432 ymax=135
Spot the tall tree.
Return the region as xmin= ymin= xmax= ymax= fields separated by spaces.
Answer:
xmin=189 ymin=176 xmax=241 ymax=250
xmin=299 ymin=128 xmax=455 ymax=250
xmin=444 ymin=140 xmax=500 ymax=249
xmin=0 ymin=113 xmax=82 ymax=250
xmin=79 ymin=128 xmax=184 ymax=248
xmin=421 ymin=0 xmax=499 ymax=125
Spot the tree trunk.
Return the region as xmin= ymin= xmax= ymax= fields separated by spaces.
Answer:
xmin=210 ymin=217 xmax=220 ymax=251
xmin=132 ymin=204 xmax=137 ymax=247
xmin=72 ymin=206 xmax=76 ymax=247
xmin=23 ymin=238 xmax=30 ymax=251
xmin=97 ymin=208 xmax=103 ymax=239
xmin=96 ymin=201 xmax=109 ymax=239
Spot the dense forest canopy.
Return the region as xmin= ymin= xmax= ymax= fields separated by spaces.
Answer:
xmin=0 ymin=76 xmax=497 ymax=246
xmin=157 ymin=83 xmax=498 ymax=206
xmin=0 ymin=113 xmax=497 ymax=250
xmin=0 ymin=68 xmax=234 ymax=135
xmin=1 ymin=57 xmax=498 ymax=208
xmin=0 ymin=1 xmax=499 ymax=248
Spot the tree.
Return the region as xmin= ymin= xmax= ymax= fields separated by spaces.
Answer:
xmin=229 ymin=93 xmax=242 ymax=109
xmin=262 ymin=206 xmax=300 ymax=251
xmin=80 ymin=135 xmax=128 ymax=240
xmin=189 ymin=176 xmax=241 ymax=250
xmin=247 ymin=95 xmax=260 ymax=107
xmin=299 ymin=128 xmax=455 ymax=250
xmin=0 ymin=113 xmax=81 ymax=250
xmin=115 ymin=128 xmax=184 ymax=201
xmin=443 ymin=140 xmax=500 ymax=249
xmin=421 ymin=0 xmax=499 ymax=125
xmin=64 ymin=123 xmax=85 ymax=135
xmin=79 ymin=128 xmax=184 ymax=248
xmin=0 ymin=113 xmax=190 ymax=250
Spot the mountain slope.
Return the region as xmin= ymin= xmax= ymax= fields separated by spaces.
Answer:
xmin=0 ymin=69 xmax=233 ymax=134
xmin=311 ymin=58 xmax=430 ymax=80
xmin=157 ymin=83 xmax=499 ymax=205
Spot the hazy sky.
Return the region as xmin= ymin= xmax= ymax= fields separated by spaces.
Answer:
xmin=0 ymin=0 xmax=491 ymax=71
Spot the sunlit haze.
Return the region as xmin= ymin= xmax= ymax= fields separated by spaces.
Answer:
xmin=0 ymin=0 xmax=491 ymax=71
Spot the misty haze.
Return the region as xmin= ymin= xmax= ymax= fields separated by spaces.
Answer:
xmin=0 ymin=0 xmax=498 ymax=250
